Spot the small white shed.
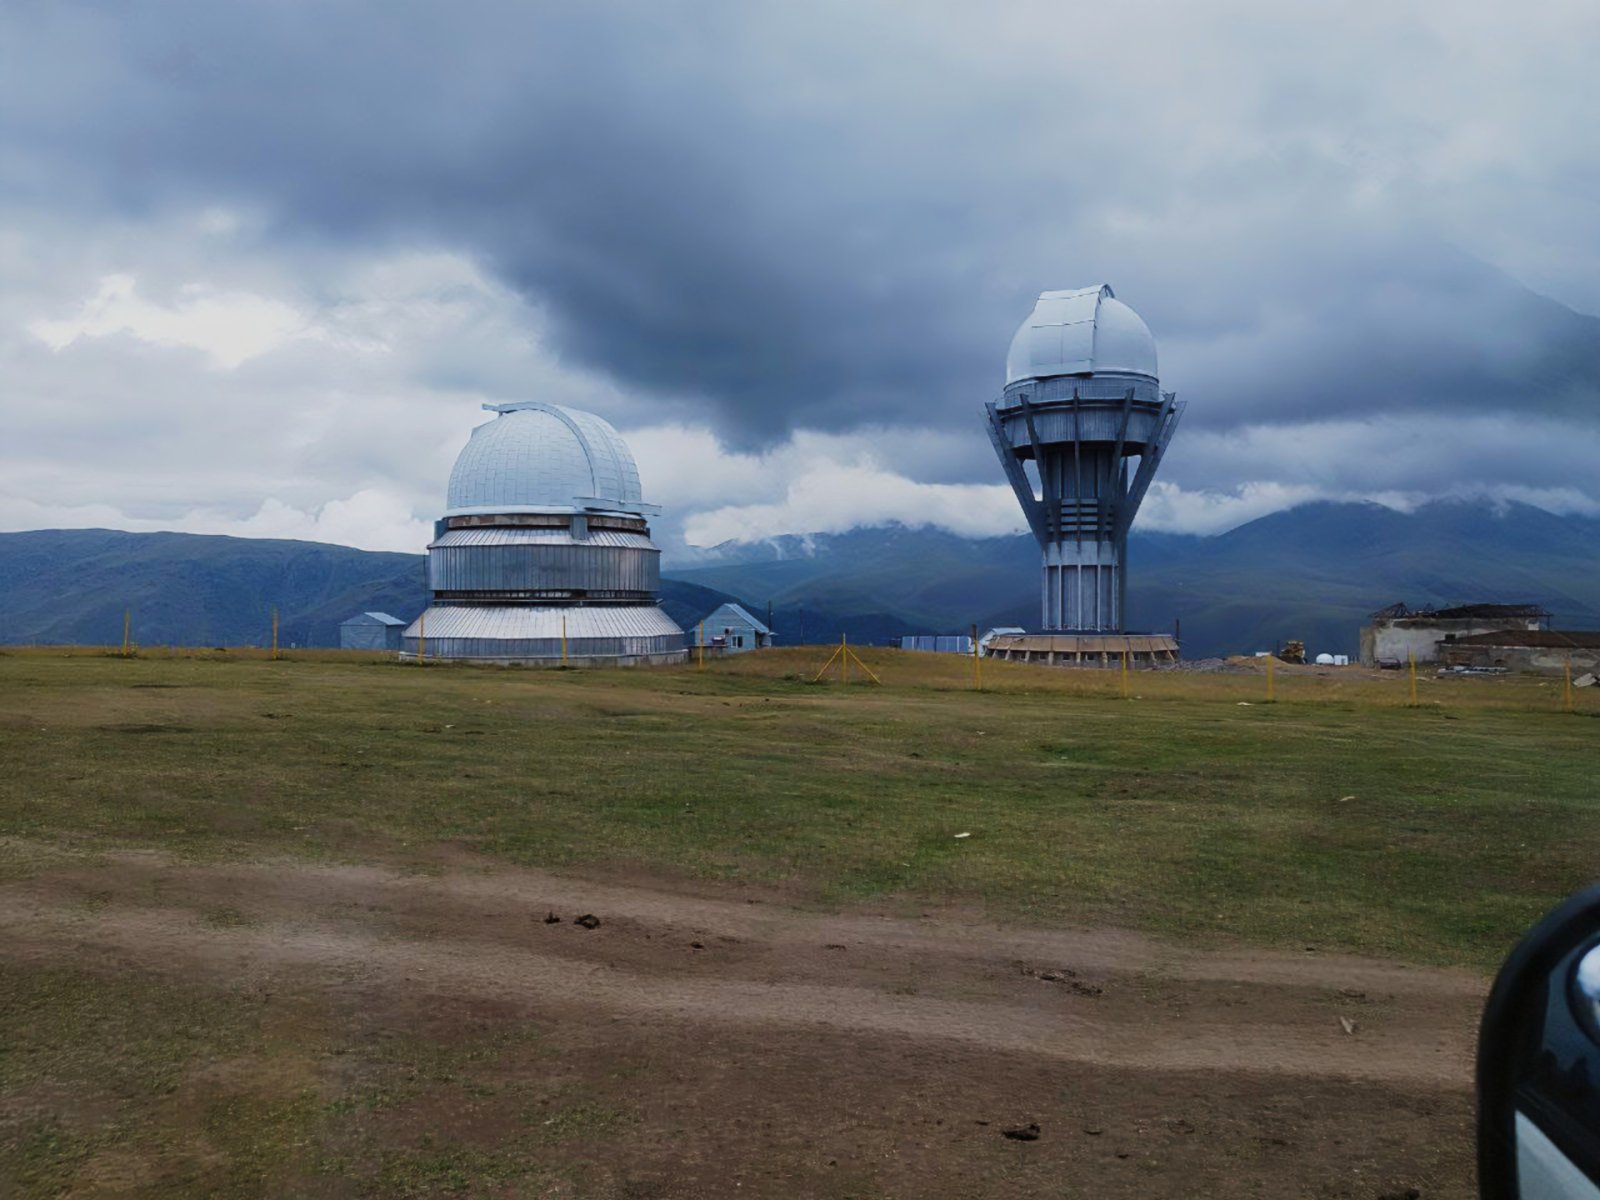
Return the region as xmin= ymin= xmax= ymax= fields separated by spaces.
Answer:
xmin=692 ymin=603 xmax=773 ymax=653
xmin=340 ymin=611 xmax=407 ymax=651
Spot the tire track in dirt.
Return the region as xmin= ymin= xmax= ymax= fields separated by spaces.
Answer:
xmin=0 ymin=853 xmax=1484 ymax=1090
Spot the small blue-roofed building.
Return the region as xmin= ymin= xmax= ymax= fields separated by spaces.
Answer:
xmin=692 ymin=603 xmax=773 ymax=653
xmin=340 ymin=612 xmax=406 ymax=651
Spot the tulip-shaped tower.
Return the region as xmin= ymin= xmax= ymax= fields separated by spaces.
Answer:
xmin=984 ymin=285 xmax=1184 ymax=665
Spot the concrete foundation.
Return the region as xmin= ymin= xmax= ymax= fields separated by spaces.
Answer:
xmin=984 ymin=632 xmax=1179 ymax=667
xmin=1436 ymin=635 xmax=1600 ymax=675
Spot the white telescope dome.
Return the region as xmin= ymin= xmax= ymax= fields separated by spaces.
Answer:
xmin=1005 ymin=284 xmax=1158 ymax=385
xmin=445 ymin=402 xmax=643 ymax=515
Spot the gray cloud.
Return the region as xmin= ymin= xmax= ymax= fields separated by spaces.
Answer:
xmin=1 ymin=0 xmax=1597 ymax=542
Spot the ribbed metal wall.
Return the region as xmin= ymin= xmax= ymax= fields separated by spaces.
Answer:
xmin=407 ymin=635 xmax=682 ymax=659
xmin=403 ymin=603 xmax=684 ymax=661
xmin=1002 ymin=373 xmax=1161 ymax=405
xmin=426 ymin=527 xmax=660 ymax=595
xmin=340 ymin=623 xmax=402 ymax=651
xmin=1042 ymin=541 xmax=1121 ymax=631
xmin=999 ymin=405 xmax=1164 ymax=450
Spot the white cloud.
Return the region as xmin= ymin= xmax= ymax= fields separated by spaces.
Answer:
xmin=624 ymin=422 xmax=1030 ymax=546
xmin=1136 ymin=481 xmax=1331 ymax=535
xmin=27 ymin=273 xmax=314 ymax=368
xmin=0 ymin=488 xmax=430 ymax=554
xmin=657 ymin=437 xmax=1022 ymax=546
xmin=0 ymin=2 xmax=1597 ymax=560
xmin=685 ymin=463 xmax=1022 ymax=545
xmin=0 ymin=232 xmax=643 ymax=552
xmin=224 ymin=490 xmax=431 ymax=552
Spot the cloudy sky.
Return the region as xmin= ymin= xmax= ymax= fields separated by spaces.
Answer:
xmin=3 ymin=1 xmax=1597 ymax=556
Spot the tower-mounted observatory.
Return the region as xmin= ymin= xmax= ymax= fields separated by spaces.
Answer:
xmin=402 ymin=401 xmax=687 ymax=666
xmin=984 ymin=286 xmax=1184 ymax=666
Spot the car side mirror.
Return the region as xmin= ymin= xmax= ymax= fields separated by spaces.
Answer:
xmin=1479 ymin=883 xmax=1600 ymax=1198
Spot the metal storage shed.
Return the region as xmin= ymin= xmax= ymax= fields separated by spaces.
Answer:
xmin=692 ymin=603 xmax=773 ymax=653
xmin=340 ymin=611 xmax=407 ymax=651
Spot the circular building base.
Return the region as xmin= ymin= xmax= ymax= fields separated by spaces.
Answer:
xmin=401 ymin=604 xmax=685 ymax=665
xmin=984 ymin=632 xmax=1179 ymax=667
xmin=399 ymin=649 xmax=688 ymax=668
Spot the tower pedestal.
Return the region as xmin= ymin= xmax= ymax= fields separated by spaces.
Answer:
xmin=983 ymin=632 xmax=1179 ymax=667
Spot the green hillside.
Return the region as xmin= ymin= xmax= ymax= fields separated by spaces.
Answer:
xmin=669 ymin=501 xmax=1600 ymax=658
xmin=4 ymin=501 xmax=1596 ymax=657
xmin=0 ymin=530 xmax=740 ymax=649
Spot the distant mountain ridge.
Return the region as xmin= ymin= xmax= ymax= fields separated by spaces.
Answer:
xmin=665 ymin=500 xmax=1600 ymax=658
xmin=2 ymin=500 xmax=1596 ymax=657
xmin=0 ymin=529 xmax=739 ymax=650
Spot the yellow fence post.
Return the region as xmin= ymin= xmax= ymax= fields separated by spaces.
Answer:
xmin=1408 ymin=650 xmax=1419 ymax=707
xmin=121 ymin=609 xmax=131 ymax=658
xmin=561 ymin=614 xmax=568 ymax=663
xmin=698 ymin=621 xmax=705 ymax=671
xmin=1565 ymin=658 xmax=1575 ymax=714
xmin=1120 ymin=643 xmax=1130 ymax=700
xmin=1266 ymin=652 xmax=1275 ymax=702
xmin=810 ymin=636 xmax=880 ymax=686
xmin=271 ymin=607 xmax=279 ymax=660
xmin=418 ymin=612 xmax=426 ymax=664
xmin=810 ymin=641 xmax=845 ymax=683
xmin=848 ymin=643 xmax=882 ymax=685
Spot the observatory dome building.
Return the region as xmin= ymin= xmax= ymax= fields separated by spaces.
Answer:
xmin=984 ymin=285 xmax=1185 ymax=667
xmin=403 ymin=402 xmax=687 ymax=666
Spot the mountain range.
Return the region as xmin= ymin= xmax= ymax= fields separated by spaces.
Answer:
xmin=0 ymin=528 xmax=735 ymax=651
xmin=2 ymin=499 xmax=1596 ymax=658
xmin=665 ymin=500 xmax=1600 ymax=658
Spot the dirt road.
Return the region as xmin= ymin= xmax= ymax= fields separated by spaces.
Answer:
xmin=0 ymin=852 xmax=1484 ymax=1197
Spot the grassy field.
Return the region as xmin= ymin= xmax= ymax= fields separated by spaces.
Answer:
xmin=2 ymin=646 xmax=1594 ymax=1197
xmin=1 ymin=645 xmax=1594 ymax=968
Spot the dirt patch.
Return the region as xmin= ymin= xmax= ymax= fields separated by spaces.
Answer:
xmin=0 ymin=851 xmax=1484 ymax=1197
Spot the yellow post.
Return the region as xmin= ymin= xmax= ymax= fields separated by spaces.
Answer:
xmin=1564 ymin=658 xmax=1575 ymax=714
xmin=698 ymin=621 xmax=705 ymax=671
xmin=1120 ymin=643 xmax=1130 ymax=699
xmin=810 ymin=642 xmax=845 ymax=683
xmin=847 ymin=645 xmax=883 ymax=685
xmin=121 ymin=609 xmax=131 ymax=658
xmin=418 ymin=612 xmax=426 ymax=663
xmin=561 ymin=614 xmax=568 ymax=663
xmin=271 ymin=607 xmax=279 ymax=660
xmin=842 ymin=634 xmax=849 ymax=685
xmin=1266 ymin=652 xmax=1275 ymax=702
xmin=1408 ymin=650 xmax=1418 ymax=707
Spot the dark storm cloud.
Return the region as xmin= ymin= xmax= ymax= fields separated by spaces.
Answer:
xmin=0 ymin=2 xmax=1029 ymax=444
xmin=2 ymin=0 xmax=1598 ymax=465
